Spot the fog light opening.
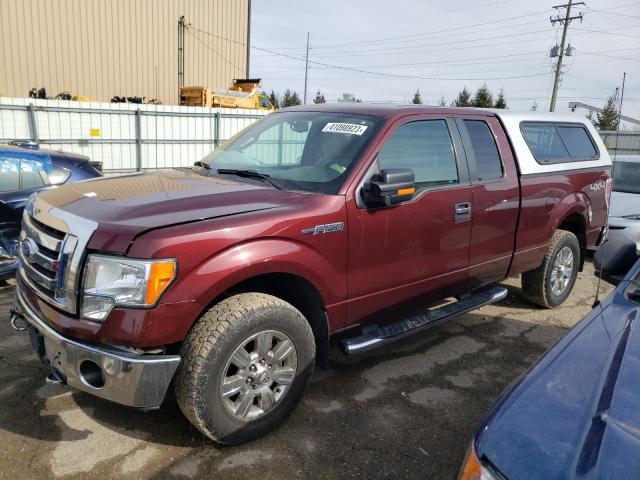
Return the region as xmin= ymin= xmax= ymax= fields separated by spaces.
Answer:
xmin=79 ymin=360 xmax=106 ymax=389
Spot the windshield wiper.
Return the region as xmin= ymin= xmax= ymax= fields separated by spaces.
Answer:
xmin=216 ymin=168 xmax=283 ymax=190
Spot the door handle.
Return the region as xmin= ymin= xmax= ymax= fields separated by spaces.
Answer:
xmin=454 ymin=202 xmax=472 ymax=222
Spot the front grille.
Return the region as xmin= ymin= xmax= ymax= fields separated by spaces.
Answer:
xmin=19 ymin=213 xmax=69 ymax=304
xmin=18 ymin=194 xmax=98 ymax=314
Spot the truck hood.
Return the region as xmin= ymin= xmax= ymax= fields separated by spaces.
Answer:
xmin=477 ymin=295 xmax=640 ymax=480
xmin=37 ymin=169 xmax=305 ymax=252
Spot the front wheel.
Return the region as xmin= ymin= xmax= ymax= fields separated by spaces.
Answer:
xmin=522 ymin=229 xmax=580 ymax=308
xmin=174 ymin=293 xmax=315 ymax=445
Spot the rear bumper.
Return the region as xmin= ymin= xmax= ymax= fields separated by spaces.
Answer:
xmin=13 ymin=286 xmax=180 ymax=409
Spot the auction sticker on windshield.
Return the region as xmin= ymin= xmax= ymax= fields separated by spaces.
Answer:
xmin=322 ymin=123 xmax=368 ymax=135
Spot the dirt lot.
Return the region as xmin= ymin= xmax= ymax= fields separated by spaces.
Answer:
xmin=0 ymin=264 xmax=612 ymax=480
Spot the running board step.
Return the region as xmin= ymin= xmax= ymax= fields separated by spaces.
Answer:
xmin=340 ymin=286 xmax=507 ymax=355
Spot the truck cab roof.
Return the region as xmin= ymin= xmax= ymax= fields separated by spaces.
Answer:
xmin=281 ymin=104 xmax=611 ymax=175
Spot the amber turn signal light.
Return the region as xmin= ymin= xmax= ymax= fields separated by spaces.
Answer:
xmin=145 ymin=260 xmax=176 ymax=305
xmin=458 ymin=443 xmax=483 ymax=480
xmin=397 ymin=187 xmax=415 ymax=196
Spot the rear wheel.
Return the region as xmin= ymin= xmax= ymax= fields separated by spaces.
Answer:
xmin=175 ymin=293 xmax=315 ymax=445
xmin=522 ymin=229 xmax=580 ymax=308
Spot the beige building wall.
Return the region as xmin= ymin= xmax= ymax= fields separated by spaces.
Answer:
xmin=0 ymin=0 xmax=250 ymax=105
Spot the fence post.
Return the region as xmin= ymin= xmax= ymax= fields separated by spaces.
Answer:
xmin=135 ymin=109 xmax=142 ymax=171
xmin=277 ymin=123 xmax=283 ymax=165
xmin=27 ymin=103 xmax=38 ymax=142
xmin=213 ymin=111 xmax=221 ymax=148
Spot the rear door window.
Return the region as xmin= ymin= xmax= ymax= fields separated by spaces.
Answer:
xmin=463 ymin=120 xmax=503 ymax=181
xmin=521 ymin=122 xmax=598 ymax=163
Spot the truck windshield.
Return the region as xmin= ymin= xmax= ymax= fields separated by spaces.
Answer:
xmin=201 ymin=111 xmax=381 ymax=194
xmin=613 ymin=161 xmax=640 ymax=194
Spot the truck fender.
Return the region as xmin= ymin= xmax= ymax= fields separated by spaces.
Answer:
xmin=551 ymin=192 xmax=591 ymax=231
xmin=168 ymin=237 xmax=345 ymax=331
xmin=550 ymin=192 xmax=591 ymax=269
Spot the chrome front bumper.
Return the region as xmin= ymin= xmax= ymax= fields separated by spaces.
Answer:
xmin=14 ymin=287 xmax=180 ymax=409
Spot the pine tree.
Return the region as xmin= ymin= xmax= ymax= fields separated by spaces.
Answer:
xmin=411 ymin=89 xmax=422 ymax=104
xmin=594 ymin=94 xmax=619 ymax=131
xmin=530 ymin=101 xmax=538 ymax=111
xmin=438 ymin=96 xmax=446 ymax=107
xmin=313 ymin=90 xmax=326 ymax=104
xmin=280 ymin=89 xmax=302 ymax=108
xmin=494 ymin=89 xmax=507 ymax=109
xmin=472 ymin=84 xmax=494 ymax=108
xmin=586 ymin=110 xmax=594 ymax=122
xmin=268 ymin=90 xmax=279 ymax=110
xmin=454 ymin=87 xmax=472 ymax=107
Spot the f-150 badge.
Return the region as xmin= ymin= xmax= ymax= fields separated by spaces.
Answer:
xmin=302 ymin=222 xmax=344 ymax=235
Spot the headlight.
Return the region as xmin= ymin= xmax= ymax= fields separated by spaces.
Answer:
xmin=458 ymin=442 xmax=500 ymax=480
xmin=81 ymin=254 xmax=176 ymax=321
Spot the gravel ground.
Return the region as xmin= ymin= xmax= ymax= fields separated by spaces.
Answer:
xmin=0 ymin=263 xmax=612 ymax=480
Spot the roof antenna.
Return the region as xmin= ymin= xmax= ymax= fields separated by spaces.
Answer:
xmin=593 ymin=72 xmax=626 ymax=308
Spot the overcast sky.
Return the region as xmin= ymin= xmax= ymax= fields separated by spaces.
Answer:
xmin=250 ymin=0 xmax=640 ymax=123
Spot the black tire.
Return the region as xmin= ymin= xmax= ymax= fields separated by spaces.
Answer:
xmin=174 ymin=293 xmax=315 ymax=445
xmin=522 ymin=229 xmax=580 ymax=308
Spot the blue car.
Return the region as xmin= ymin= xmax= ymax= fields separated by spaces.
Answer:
xmin=460 ymin=255 xmax=640 ymax=480
xmin=0 ymin=141 xmax=102 ymax=280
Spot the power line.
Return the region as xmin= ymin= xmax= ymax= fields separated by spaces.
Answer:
xmin=186 ymin=29 xmax=244 ymax=73
xmin=190 ymin=25 xmax=551 ymax=82
xmin=588 ymin=8 xmax=640 ymax=20
xmin=307 ymin=19 xmax=546 ymax=52
xmin=581 ymin=51 xmax=640 ymax=62
xmin=573 ymin=25 xmax=640 ymax=38
xmin=298 ymin=28 xmax=556 ymax=56
xmin=309 ymin=9 xmax=552 ymax=48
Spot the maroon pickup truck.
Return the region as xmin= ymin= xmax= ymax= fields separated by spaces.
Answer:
xmin=11 ymin=105 xmax=611 ymax=444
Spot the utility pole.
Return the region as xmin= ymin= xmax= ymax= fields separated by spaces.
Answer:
xmin=178 ymin=15 xmax=186 ymax=101
xmin=549 ymin=1 xmax=584 ymax=112
xmin=303 ymin=32 xmax=310 ymax=104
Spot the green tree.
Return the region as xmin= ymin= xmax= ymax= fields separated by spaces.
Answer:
xmin=472 ymin=83 xmax=494 ymax=108
xmin=280 ymin=89 xmax=302 ymax=108
xmin=453 ymin=87 xmax=472 ymax=107
xmin=438 ymin=96 xmax=447 ymax=107
xmin=313 ymin=90 xmax=326 ymax=104
xmin=268 ymin=90 xmax=279 ymax=110
xmin=494 ymin=89 xmax=507 ymax=109
xmin=411 ymin=89 xmax=422 ymax=104
xmin=594 ymin=94 xmax=619 ymax=131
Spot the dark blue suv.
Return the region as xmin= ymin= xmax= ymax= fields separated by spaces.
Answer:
xmin=0 ymin=141 xmax=102 ymax=280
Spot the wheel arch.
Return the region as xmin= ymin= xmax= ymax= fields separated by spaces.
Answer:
xmin=206 ymin=272 xmax=330 ymax=368
xmin=554 ymin=195 xmax=589 ymax=271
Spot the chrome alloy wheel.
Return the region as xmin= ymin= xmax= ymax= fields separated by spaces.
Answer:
xmin=220 ymin=330 xmax=298 ymax=421
xmin=550 ymin=246 xmax=574 ymax=296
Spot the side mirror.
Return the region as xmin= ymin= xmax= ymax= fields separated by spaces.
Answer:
xmin=362 ymin=168 xmax=415 ymax=207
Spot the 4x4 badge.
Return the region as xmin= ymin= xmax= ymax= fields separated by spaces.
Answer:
xmin=301 ymin=222 xmax=344 ymax=235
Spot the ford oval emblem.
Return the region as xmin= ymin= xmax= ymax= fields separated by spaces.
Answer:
xmin=21 ymin=238 xmax=39 ymax=262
